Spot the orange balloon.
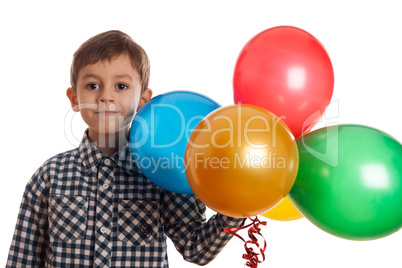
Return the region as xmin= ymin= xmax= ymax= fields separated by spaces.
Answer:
xmin=185 ymin=104 xmax=299 ymax=217
xmin=262 ymin=196 xmax=303 ymax=221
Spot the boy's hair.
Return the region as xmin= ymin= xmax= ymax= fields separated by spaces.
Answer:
xmin=70 ymin=30 xmax=150 ymax=92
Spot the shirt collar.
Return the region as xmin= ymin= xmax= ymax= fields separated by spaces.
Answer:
xmin=78 ymin=130 xmax=139 ymax=176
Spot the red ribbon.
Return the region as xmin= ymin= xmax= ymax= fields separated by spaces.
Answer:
xmin=223 ymin=216 xmax=267 ymax=268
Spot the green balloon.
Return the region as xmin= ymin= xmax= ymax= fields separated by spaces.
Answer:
xmin=289 ymin=125 xmax=402 ymax=240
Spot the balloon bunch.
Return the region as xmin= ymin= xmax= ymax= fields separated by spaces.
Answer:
xmin=130 ymin=26 xmax=402 ymax=266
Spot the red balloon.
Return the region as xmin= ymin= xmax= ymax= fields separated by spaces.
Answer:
xmin=233 ymin=26 xmax=334 ymax=138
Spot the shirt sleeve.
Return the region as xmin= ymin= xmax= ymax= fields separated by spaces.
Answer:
xmin=160 ymin=190 xmax=245 ymax=265
xmin=6 ymin=166 xmax=50 ymax=267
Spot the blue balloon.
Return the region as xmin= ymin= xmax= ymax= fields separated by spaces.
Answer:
xmin=129 ymin=91 xmax=220 ymax=194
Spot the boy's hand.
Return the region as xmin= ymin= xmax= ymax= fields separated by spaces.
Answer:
xmin=217 ymin=213 xmax=246 ymax=228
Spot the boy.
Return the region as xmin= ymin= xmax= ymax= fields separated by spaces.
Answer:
xmin=6 ymin=30 xmax=245 ymax=267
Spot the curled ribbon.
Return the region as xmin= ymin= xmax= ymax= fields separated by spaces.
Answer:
xmin=223 ymin=216 xmax=267 ymax=268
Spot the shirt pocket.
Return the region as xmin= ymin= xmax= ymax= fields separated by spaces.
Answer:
xmin=118 ymin=200 xmax=160 ymax=246
xmin=49 ymin=195 xmax=88 ymax=241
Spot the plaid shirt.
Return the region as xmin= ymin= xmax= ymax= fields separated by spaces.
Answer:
xmin=7 ymin=130 xmax=245 ymax=267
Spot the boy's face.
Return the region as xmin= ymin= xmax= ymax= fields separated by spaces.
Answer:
xmin=67 ymin=54 xmax=152 ymax=141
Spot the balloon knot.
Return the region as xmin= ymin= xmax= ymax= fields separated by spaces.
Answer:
xmin=223 ymin=216 xmax=267 ymax=268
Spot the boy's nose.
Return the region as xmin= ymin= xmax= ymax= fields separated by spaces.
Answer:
xmin=98 ymin=88 xmax=114 ymax=103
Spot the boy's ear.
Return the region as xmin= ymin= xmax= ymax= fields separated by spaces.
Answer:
xmin=138 ymin=88 xmax=153 ymax=111
xmin=66 ymin=87 xmax=80 ymax=112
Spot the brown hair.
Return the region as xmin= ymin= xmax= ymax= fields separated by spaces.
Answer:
xmin=70 ymin=30 xmax=150 ymax=92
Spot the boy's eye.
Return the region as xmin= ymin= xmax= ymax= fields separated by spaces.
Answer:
xmin=116 ymin=83 xmax=128 ymax=90
xmin=87 ymin=83 xmax=100 ymax=90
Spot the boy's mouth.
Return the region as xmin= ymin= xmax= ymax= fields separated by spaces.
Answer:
xmin=96 ymin=111 xmax=119 ymax=115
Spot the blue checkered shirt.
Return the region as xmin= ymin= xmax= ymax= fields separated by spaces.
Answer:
xmin=7 ymin=131 xmax=245 ymax=267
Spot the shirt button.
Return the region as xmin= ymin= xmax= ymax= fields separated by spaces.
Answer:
xmin=139 ymin=224 xmax=152 ymax=239
xmin=103 ymin=184 xmax=109 ymax=190
xmin=100 ymin=227 xmax=108 ymax=234
xmin=104 ymin=159 xmax=111 ymax=165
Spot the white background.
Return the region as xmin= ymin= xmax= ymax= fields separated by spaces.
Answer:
xmin=1 ymin=1 xmax=402 ymax=267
